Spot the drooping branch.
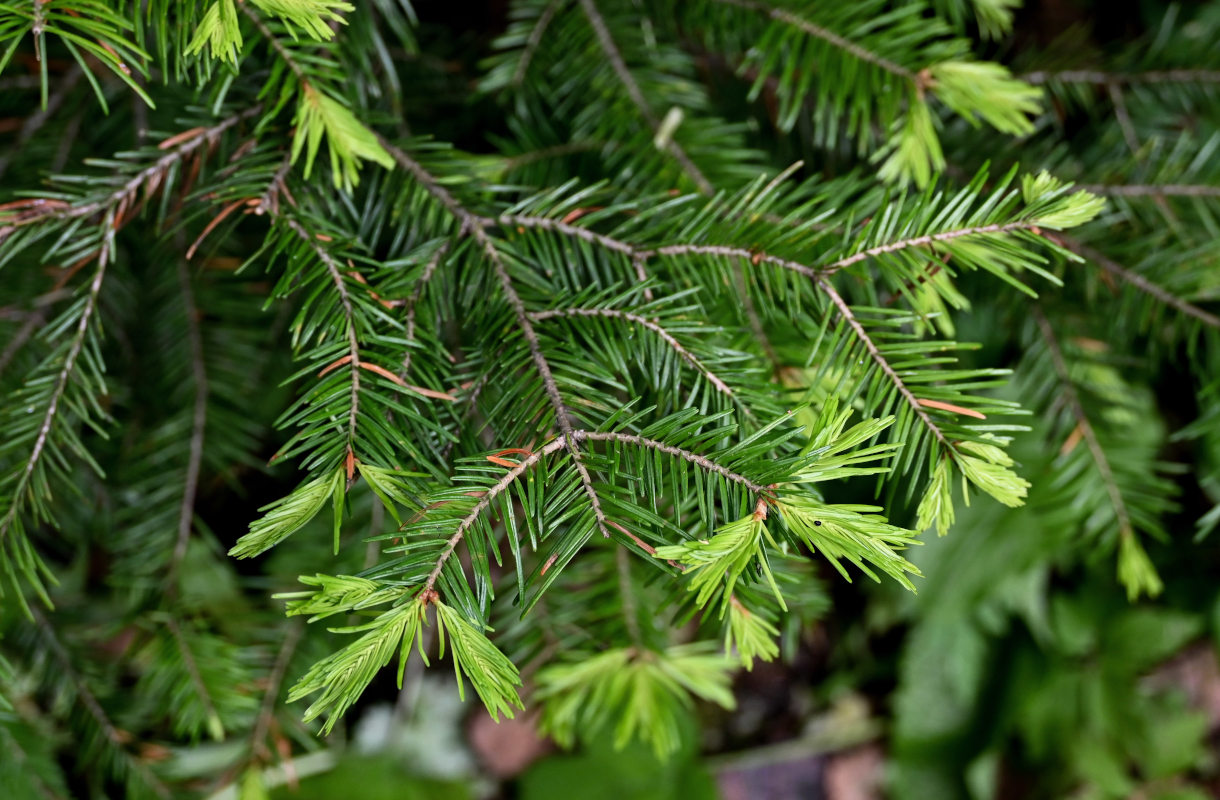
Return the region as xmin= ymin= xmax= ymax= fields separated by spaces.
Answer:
xmin=168 ymin=258 xmax=208 ymax=582
xmin=1033 ymin=308 xmax=1133 ymax=540
xmin=422 ymin=438 xmax=570 ymax=593
xmin=528 ymin=307 xmax=738 ymax=398
xmin=816 ymin=277 xmax=950 ymax=448
xmin=0 ymin=106 xmax=262 ymax=236
xmin=421 ymin=431 xmax=773 ymax=593
xmin=285 ymin=217 xmax=363 ymax=450
xmin=576 ymin=0 xmax=713 ymax=195
xmin=822 ymin=221 xmax=1039 ymax=274
xmin=711 ymin=0 xmax=916 ymax=81
xmin=30 ymin=606 xmax=172 ymax=798
xmin=0 ymin=227 xmax=112 ymax=548
xmin=1080 ymin=184 xmax=1220 ymax=198
xmin=380 ymin=139 xmax=610 ymax=537
xmin=1023 ymin=69 xmax=1220 ymax=85
xmin=512 ymin=0 xmax=562 ymax=87
xmin=400 ymin=242 xmax=449 ymax=379
xmin=164 ymin=617 xmax=220 ymax=738
xmin=1047 ymin=234 xmax=1220 ymax=330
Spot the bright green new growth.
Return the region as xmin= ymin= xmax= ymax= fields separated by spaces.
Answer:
xmin=292 ymin=84 xmax=395 ymax=190
xmin=535 ymin=644 xmax=736 ymax=759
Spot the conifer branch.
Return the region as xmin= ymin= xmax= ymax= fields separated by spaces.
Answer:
xmin=480 ymin=231 xmax=610 ymax=533
xmin=30 ymin=606 xmax=172 ymax=798
xmin=421 ymin=431 xmax=772 ymax=593
xmin=164 ymin=617 xmax=220 ymax=737
xmin=734 ymin=263 xmax=781 ymax=368
xmin=1048 ymin=234 xmax=1220 ymax=329
xmin=250 ymin=620 xmax=304 ymax=761
xmin=1106 ymin=82 xmax=1141 ymax=155
xmin=512 ymin=0 xmax=562 ymax=87
xmin=380 ymin=139 xmax=611 ymax=536
xmin=712 ymin=0 xmax=916 ymax=80
xmin=286 ymin=216 xmax=363 ymax=447
xmin=0 ymin=231 xmax=111 ymax=547
xmin=576 ymin=0 xmax=714 ymax=194
xmin=646 ymin=243 xmax=821 ymax=278
xmin=0 ymin=65 xmax=81 ymax=182
xmin=822 ymin=221 xmax=1039 ymax=273
xmin=615 ymin=546 xmax=643 ymax=644
xmin=491 ymin=214 xmax=637 ymax=255
xmin=815 ymin=277 xmax=950 ymax=448
xmin=495 ymin=214 xmax=1048 ymax=281
xmin=1022 ymin=69 xmax=1220 ymax=84
xmin=0 ymin=312 xmax=45 ymax=377
xmin=168 ymin=258 xmax=207 ymax=581
xmin=1080 ymin=184 xmax=1220 ymax=197
xmin=240 ymin=2 xmax=307 ymax=82
xmin=501 ymin=141 xmax=602 ymax=170
xmin=400 ymin=242 xmax=448 ymax=379
xmin=575 ymin=431 xmax=773 ymax=495
xmin=528 ymin=307 xmax=737 ymax=398
xmin=1033 ymin=309 xmax=1133 ymax=540
xmin=1 ymin=106 xmax=261 ymax=237
xmin=423 ymin=438 xmax=569 ymax=593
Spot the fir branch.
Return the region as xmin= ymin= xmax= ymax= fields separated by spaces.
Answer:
xmin=1048 ymin=234 xmax=1220 ymax=330
xmin=512 ymin=0 xmax=562 ymax=87
xmin=380 ymin=139 xmax=611 ymax=536
xmin=250 ymin=620 xmax=304 ymax=762
xmin=815 ymin=277 xmax=950 ymax=448
xmin=576 ymin=0 xmax=714 ymax=194
xmin=1107 ymin=82 xmax=1141 ymax=155
xmin=240 ymin=1 xmax=307 ymax=82
xmin=284 ymin=216 xmax=362 ymax=448
xmin=494 ymin=213 xmax=1050 ymax=280
xmin=164 ymin=617 xmax=220 ymax=739
xmin=1032 ymin=308 xmax=1134 ymax=543
xmin=400 ymin=241 xmax=448 ymax=379
xmin=500 ymin=141 xmax=602 ymax=170
xmin=422 ymin=435 xmax=569 ymax=594
xmin=0 ymin=65 xmax=81 ymax=182
xmin=822 ymin=221 xmax=1039 ymax=274
xmin=481 ymin=228 xmax=610 ymax=533
xmin=1022 ymin=69 xmax=1220 ymax=84
xmin=168 ymin=258 xmax=207 ymax=582
xmin=491 ymin=213 xmax=637 ymax=255
xmin=646 ymin=243 xmax=821 ymax=278
xmin=30 ymin=606 xmax=172 ymax=799
xmin=615 ymin=545 xmax=643 ymax=644
xmin=0 ymin=312 xmax=45 ymax=377
xmin=528 ymin=307 xmax=737 ymax=398
xmin=712 ymin=0 xmax=916 ymax=81
xmin=0 ymin=231 xmax=110 ymax=549
xmin=1080 ymin=184 xmax=1220 ymax=198
xmin=577 ymin=431 xmax=773 ymax=495
xmin=734 ymin=263 xmax=780 ymax=368
xmin=420 ymin=430 xmax=772 ymax=594
xmin=1 ymin=106 xmax=262 ymax=234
